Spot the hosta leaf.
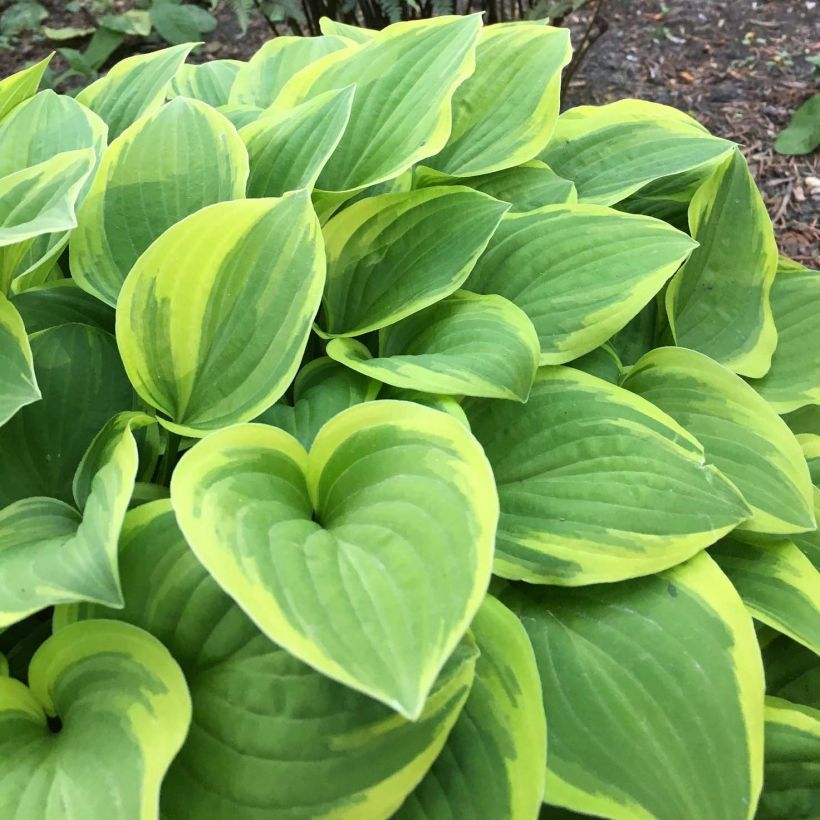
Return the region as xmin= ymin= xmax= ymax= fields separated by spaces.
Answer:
xmin=0 ymin=149 xmax=95 ymax=253
xmin=464 ymin=203 xmax=696 ymax=364
xmin=1 ymin=230 xmax=67 ymax=295
xmin=666 ymin=149 xmax=777 ymax=377
xmin=607 ymin=297 xmax=662 ymax=366
xmin=425 ymin=23 xmax=570 ymax=176
xmin=414 ymin=160 xmax=577 ymax=211
xmin=327 ymin=290 xmax=540 ymax=400
xmin=757 ymin=697 xmax=820 ymax=819
xmin=380 ymin=387 xmax=470 ymax=427
xmin=569 ymin=342 xmax=623 ymax=383
xmin=229 ymin=35 xmax=348 ymax=108
xmin=711 ymin=537 xmax=820 ymax=655
xmin=167 ymin=59 xmax=244 ymax=106
xmin=396 ymin=595 xmax=546 ymax=820
xmin=749 ymin=261 xmax=820 ymax=412
xmin=0 ymin=55 xmax=51 ymax=121
xmin=623 ymin=347 xmax=815 ymax=534
xmin=116 ymin=194 xmax=324 ymax=436
xmin=464 ymin=367 xmax=750 ymax=584
xmin=540 ymin=99 xmax=734 ymax=205
xmin=319 ymin=15 xmax=376 ymax=43
xmin=76 ymin=43 xmax=194 ymax=140
xmin=11 ymin=279 xmax=115 ymax=333
xmin=59 ymin=500 xmax=478 ymax=820
xmin=0 ymin=620 xmax=190 ymax=820
xmin=763 ymin=634 xmax=820 ymax=710
xmin=0 ymin=324 xmax=134 ymax=507
xmin=0 ymin=291 xmax=39 ymax=426
xmin=216 ymin=102 xmax=263 ymax=129
xmin=171 ymin=401 xmax=497 ymax=718
xmin=319 ymin=186 xmax=508 ymax=336
xmin=274 ymin=16 xmax=482 ymax=191
xmin=0 ymin=411 xmax=151 ymax=627
xmin=255 ymin=356 xmax=379 ymax=449
xmin=241 ymin=85 xmax=355 ymax=197
xmin=70 ymin=96 xmax=249 ymax=306
xmin=501 ymin=552 xmax=764 ymax=820
xmin=793 ymin=434 xmax=820 ymax=569
xmin=0 ymin=89 xmax=107 ymax=179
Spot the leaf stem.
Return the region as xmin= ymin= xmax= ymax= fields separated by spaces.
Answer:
xmin=158 ymin=432 xmax=181 ymax=487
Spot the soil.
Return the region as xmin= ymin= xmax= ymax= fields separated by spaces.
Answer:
xmin=1 ymin=0 xmax=818 ymax=263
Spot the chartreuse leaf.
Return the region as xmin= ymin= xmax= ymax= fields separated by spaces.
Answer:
xmin=241 ymin=86 xmax=355 ymax=197
xmin=116 ymin=194 xmax=324 ymax=436
xmin=229 ymin=35 xmax=348 ymax=108
xmin=319 ymin=186 xmax=508 ymax=336
xmin=380 ymin=387 xmax=470 ymax=428
xmin=666 ymin=149 xmax=778 ymax=377
xmin=711 ymin=537 xmax=820 ymax=655
xmin=58 ymin=500 xmax=479 ymax=820
xmin=0 ymin=619 xmax=190 ymax=820
xmin=0 ymin=291 xmax=39 ymax=425
xmin=327 ymin=290 xmax=540 ymax=401
xmin=76 ymin=43 xmax=194 ymax=139
xmin=465 ymin=203 xmax=696 ymax=364
xmin=0 ymin=55 xmax=51 ymax=121
xmin=0 ymin=324 xmax=135 ymax=507
xmin=502 ymin=552 xmax=764 ymax=820
xmin=0 ymin=89 xmax=107 ymax=179
xmin=171 ymin=400 xmax=496 ymax=718
xmin=541 ymin=99 xmax=734 ymax=205
xmin=623 ymin=347 xmax=815 ymax=534
xmin=319 ymin=15 xmax=376 ymax=43
xmin=426 ymin=23 xmax=570 ymax=177
xmin=758 ymin=697 xmax=820 ymax=819
xmin=167 ymin=59 xmax=243 ymax=106
xmin=794 ymin=434 xmax=820 ymax=569
xmin=0 ymin=149 xmax=95 ymax=255
xmin=425 ymin=25 xmax=562 ymax=169
xmin=216 ymin=102 xmax=263 ymax=129
xmin=255 ymin=356 xmax=379 ymax=449
xmin=274 ymin=16 xmax=482 ymax=191
xmin=414 ymin=160 xmax=577 ymax=212
xmin=464 ymin=367 xmax=750 ymax=584
xmin=70 ymin=96 xmax=249 ymax=306
xmin=10 ymin=279 xmax=115 ymax=333
xmin=749 ymin=261 xmax=820 ymax=412
xmin=0 ymin=411 xmax=151 ymax=627
xmin=396 ymin=595 xmax=546 ymax=820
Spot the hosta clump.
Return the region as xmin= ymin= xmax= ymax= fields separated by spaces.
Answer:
xmin=0 ymin=13 xmax=819 ymax=820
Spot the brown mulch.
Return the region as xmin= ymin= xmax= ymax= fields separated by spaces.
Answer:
xmin=566 ymin=0 xmax=819 ymax=265
xmin=1 ymin=0 xmax=818 ymax=264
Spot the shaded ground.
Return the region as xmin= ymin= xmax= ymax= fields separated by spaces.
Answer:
xmin=1 ymin=0 xmax=818 ymax=263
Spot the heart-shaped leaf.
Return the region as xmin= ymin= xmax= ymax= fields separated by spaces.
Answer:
xmin=425 ymin=22 xmax=571 ymax=177
xmin=116 ymin=193 xmax=325 ymax=436
xmin=501 ymin=553 xmax=764 ymax=819
xmin=0 ymin=619 xmax=190 ymax=820
xmin=464 ymin=203 xmax=697 ymax=364
xmin=319 ymin=186 xmax=509 ymax=337
xmin=396 ymin=595 xmax=546 ymax=819
xmin=70 ymin=96 xmax=249 ymax=306
xmin=171 ymin=400 xmax=497 ymax=717
xmin=58 ymin=500 xmax=479 ymax=820
xmin=327 ymin=290 xmax=540 ymax=401
xmin=0 ymin=411 xmax=152 ymax=628
xmin=464 ymin=367 xmax=751 ymax=584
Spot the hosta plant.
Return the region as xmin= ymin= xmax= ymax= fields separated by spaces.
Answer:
xmin=0 ymin=15 xmax=819 ymax=820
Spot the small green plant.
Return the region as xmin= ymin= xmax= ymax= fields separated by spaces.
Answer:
xmin=0 ymin=17 xmax=818 ymax=820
